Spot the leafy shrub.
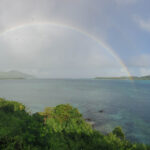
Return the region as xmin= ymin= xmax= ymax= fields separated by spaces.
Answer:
xmin=112 ymin=126 xmax=125 ymax=140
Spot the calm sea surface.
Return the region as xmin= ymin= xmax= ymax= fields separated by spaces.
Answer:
xmin=0 ymin=79 xmax=150 ymax=143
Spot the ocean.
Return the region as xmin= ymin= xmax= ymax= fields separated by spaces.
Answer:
xmin=0 ymin=79 xmax=150 ymax=143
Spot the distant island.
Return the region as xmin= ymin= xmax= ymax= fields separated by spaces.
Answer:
xmin=95 ymin=75 xmax=150 ymax=80
xmin=0 ymin=70 xmax=35 ymax=79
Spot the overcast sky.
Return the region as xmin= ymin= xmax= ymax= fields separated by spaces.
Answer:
xmin=0 ymin=0 xmax=150 ymax=78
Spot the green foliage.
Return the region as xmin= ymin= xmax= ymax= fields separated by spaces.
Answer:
xmin=45 ymin=104 xmax=92 ymax=134
xmin=0 ymin=98 xmax=25 ymax=112
xmin=0 ymin=98 xmax=149 ymax=150
xmin=0 ymin=98 xmax=46 ymax=150
xmin=112 ymin=126 xmax=125 ymax=140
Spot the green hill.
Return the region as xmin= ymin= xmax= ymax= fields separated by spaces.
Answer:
xmin=95 ymin=75 xmax=150 ymax=80
xmin=0 ymin=70 xmax=34 ymax=79
xmin=140 ymin=75 xmax=150 ymax=80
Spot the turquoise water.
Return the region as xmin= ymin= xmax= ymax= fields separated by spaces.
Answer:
xmin=0 ymin=79 xmax=150 ymax=143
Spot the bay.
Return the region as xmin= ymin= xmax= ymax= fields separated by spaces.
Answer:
xmin=0 ymin=79 xmax=150 ymax=143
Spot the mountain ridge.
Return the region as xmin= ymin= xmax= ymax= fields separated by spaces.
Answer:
xmin=0 ymin=70 xmax=35 ymax=79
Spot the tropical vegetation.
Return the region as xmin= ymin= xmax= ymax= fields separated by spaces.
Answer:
xmin=0 ymin=98 xmax=149 ymax=150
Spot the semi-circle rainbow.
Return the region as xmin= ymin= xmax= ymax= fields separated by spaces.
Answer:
xmin=0 ymin=22 xmax=132 ymax=79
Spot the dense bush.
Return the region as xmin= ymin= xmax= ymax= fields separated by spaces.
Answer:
xmin=112 ymin=126 xmax=125 ymax=140
xmin=0 ymin=98 xmax=149 ymax=150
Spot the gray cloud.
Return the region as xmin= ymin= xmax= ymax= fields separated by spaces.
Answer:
xmin=114 ymin=0 xmax=138 ymax=5
xmin=0 ymin=0 xmax=145 ymax=77
xmin=129 ymin=54 xmax=150 ymax=67
xmin=135 ymin=17 xmax=150 ymax=32
xmin=0 ymin=23 xmax=126 ymax=78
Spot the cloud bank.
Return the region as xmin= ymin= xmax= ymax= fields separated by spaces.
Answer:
xmin=0 ymin=24 xmax=127 ymax=78
xmin=0 ymin=0 xmax=149 ymax=77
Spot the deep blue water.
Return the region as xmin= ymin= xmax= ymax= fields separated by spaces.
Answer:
xmin=0 ymin=79 xmax=150 ymax=144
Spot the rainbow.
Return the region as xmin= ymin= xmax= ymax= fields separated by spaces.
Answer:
xmin=0 ymin=22 xmax=132 ymax=79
